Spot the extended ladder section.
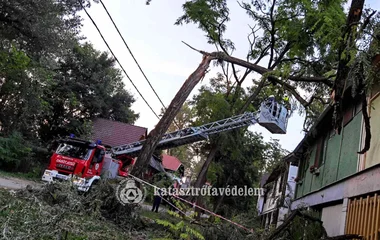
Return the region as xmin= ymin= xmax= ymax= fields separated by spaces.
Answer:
xmin=111 ymin=100 xmax=289 ymax=157
xmin=111 ymin=112 xmax=259 ymax=156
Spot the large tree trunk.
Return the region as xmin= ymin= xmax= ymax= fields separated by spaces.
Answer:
xmin=332 ymin=0 xmax=365 ymax=134
xmin=192 ymin=146 xmax=218 ymax=220
xmin=213 ymin=174 xmax=232 ymax=213
xmin=131 ymin=55 xmax=214 ymax=177
xmin=193 ymin=146 xmax=218 ymax=189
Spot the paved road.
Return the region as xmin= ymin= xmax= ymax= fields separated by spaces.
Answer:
xmin=0 ymin=176 xmax=42 ymax=190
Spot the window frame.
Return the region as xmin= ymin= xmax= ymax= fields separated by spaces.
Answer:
xmin=314 ymin=135 xmax=326 ymax=168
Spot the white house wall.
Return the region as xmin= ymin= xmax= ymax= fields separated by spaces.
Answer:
xmin=286 ymin=165 xmax=298 ymax=208
xmin=262 ymin=175 xmax=282 ymax=214
xmin=321 ymin=204 xmax=343 ymax=237
xmin=257 ymin=196 xmax=264 ymax=214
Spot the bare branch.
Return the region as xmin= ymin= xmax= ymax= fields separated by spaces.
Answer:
xmin=268 ymin=0 xmax=277 ymax=68
xmin=270 ymin=42 xmax=292 ymax=69
xmin=359 ymin=10 xmax=377 ymax=34
xmin=182 ymin=41 xmax=204 ymax=54
xmin=182 ymin=43 xmax=333 ymax=107
xmin=305 ymin=95 xmax=330 ymax=107
xmin=267 ymin=76 xmax=309 ymax=107
xmin=247 ymin=24 xmax=259 ymax=62
xmin=241 ymin=77 xmax=267 ymax=112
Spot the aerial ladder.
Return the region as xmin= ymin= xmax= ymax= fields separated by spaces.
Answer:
xmin=41 ymin=100 xmax=289 ymax=191
xmin=111 ymin=100 xmax=289 ymax=157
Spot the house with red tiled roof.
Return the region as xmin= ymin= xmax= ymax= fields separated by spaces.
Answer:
xmin=91 ymin=118 xmax=184 ymax=181
xmin=161 ymin=153 xmax=184 ymax=177
xmin=91 ymin=118 xmax=147 ymax=147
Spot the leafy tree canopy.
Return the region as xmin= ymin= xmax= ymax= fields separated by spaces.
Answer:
xmin=0 ymin=0 xmax=138 ymax=172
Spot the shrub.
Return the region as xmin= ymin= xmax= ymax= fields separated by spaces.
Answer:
xmin=0 ymin=132 xmax=32 ymax=171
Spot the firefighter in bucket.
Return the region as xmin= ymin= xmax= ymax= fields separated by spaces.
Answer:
xmin=282 ymin=95 xmax=291 ymax=118
xmin=264 ymin=94 xmax=291 ymax=119
xmin=265 ymin=95 xmax=277 ymax=118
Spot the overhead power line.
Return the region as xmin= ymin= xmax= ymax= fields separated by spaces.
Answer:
xmin=99 ymin=0 xmax=166 ymax=110
xmin=78 ymin=0 xmax=160 ymax=120
xmin=98 ymin=0 xmax=181 ymax=130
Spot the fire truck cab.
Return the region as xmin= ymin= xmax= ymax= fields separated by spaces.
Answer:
xmin=42 ymin=136 xmax=107 ymax=191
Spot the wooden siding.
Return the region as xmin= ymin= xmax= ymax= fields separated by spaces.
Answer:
xmin=365 ymin=95 xmax=380 ymax=169
xmin=345 ymin=194 xmax=380 ymax=239
xmin=295 ymin=112 xmax=362 ymax=199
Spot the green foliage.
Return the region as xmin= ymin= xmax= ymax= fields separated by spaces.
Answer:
xmin=0 ymin=132 xmax=32 ymax=170
xmin=38 ymin=42 xmax=138 ymax=142
xmin=164 ymin=102 xmax=198 ymax=171
xmin=176 ymin=0 xmax=350 ymax=130
xmin=0 ymin=0 xmax=93 ymax=59
xmin=175 ymin=0 xmax=233 ymax=50
xmin=0 ymin=180 xmax=145 ymax=239
xmin=188 ymin=77 xmax=288 ymax=216
xmin=155 ymin=217 xmax=205 ymax=240
xmin=0 ymin=0 xmax=139 ymax=176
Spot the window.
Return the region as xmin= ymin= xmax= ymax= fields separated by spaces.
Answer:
xmin=56 ymin=143 xmax=92 ymax=160
xmin=343 ymin=101 xmax=362 ymax=126
xmin=93 ymin=148 xmax=104 ymax=163
xmin=354 ymin=101 xmax=362 ymax=115
xmin=314 ymin=135 xmax=326 ymax=168
xmin=297 ymin=158 xmax=305 ymax=179
xmin=343 ymin=105 xmax=354 ymax=126
xmin=272 ymin=209 xmax=279 ymax=225
xmin=279 ymin=174 xmax=284 ymax=194
xmin=272 ymin=179 xmax=277 ymax=196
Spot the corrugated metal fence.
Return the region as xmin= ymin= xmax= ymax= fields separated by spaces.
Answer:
xmin=346 ymin=194 xmax=380 ymax=239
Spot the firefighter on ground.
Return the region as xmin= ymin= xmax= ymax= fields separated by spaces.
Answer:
xmin=152 ymin=188 xmax=163 ymax=213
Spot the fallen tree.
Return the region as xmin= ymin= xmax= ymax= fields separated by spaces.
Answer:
xmin=265 ymin=209 xmax=363 ymax=240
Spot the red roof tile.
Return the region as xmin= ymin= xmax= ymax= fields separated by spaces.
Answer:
xmin=91 ymin=118 xmax=147 ymax=147
xmin=161 ymin=154 xmax=182 ymax=171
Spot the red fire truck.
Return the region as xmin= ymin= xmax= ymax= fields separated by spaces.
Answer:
xmin=41 ymin=100 xmax=289 ymax=191
xmin=41 ymin=136 xmax=127 ymax=191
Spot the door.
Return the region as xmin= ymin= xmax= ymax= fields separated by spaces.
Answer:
xmin=87 ymin=148 xmax=105 ymax=177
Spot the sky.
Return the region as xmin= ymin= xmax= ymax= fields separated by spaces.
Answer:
xmin=79 ymin=0 xmax=380 ymax=152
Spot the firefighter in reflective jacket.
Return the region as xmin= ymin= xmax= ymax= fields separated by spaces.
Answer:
xmin=283 ymin=96 xmax=291 ymax=117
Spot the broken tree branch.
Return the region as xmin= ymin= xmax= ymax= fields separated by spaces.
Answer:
xmin=182 ymin=41 xmax=334 ymax=87
xmin=131 ymin=54 xmax=215 ymax=177
xmin=332 ymin=0 xmax=365 ymax=134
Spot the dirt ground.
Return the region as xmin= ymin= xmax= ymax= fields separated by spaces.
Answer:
xmin=0 ymin=175 xmax=42 ymax=190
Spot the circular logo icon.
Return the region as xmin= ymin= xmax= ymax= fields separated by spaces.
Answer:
xmin=116 ymin=177 xmax=146 ymax=205
xmin=95 ymin=163 xmax=99 ymax=170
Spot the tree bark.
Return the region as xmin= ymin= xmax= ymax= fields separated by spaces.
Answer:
xmin=131 ymin=55 xmax=214 ymax=177
xmin=191 ymin=145 xmax=218 ymax=221
xmin=332 ymin=0 xmax=365 ymax=134
xmin=213 ymin=174 xmax=232 ymax=213
xmin=193 ymin=146 xmax=218 ymax=191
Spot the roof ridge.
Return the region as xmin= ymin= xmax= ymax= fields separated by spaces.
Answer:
xmin=93 ymin=117 xmax=147 ymax=130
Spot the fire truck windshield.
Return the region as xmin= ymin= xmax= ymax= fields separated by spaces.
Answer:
xmin=55 ymin=143 xmax=93 ymax=160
